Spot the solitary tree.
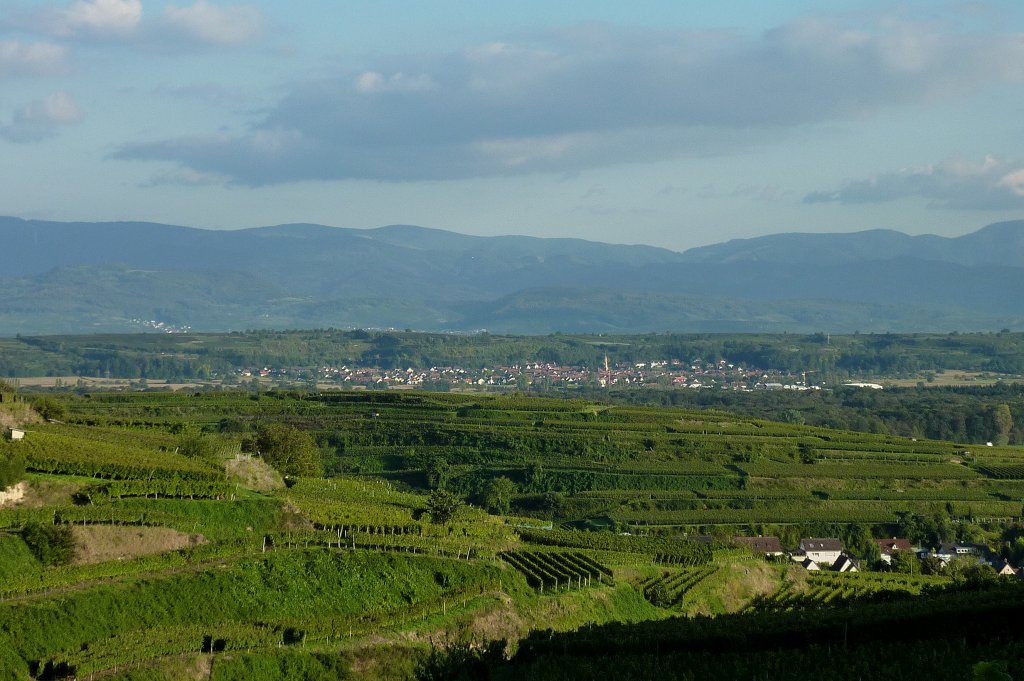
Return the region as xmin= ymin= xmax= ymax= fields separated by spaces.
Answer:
xmin=426 ymin=489 xmax=463 ymax=525
xmin=254 ymin=423 xmax=321 ymax=477
xmin=481 ymin=477 xmax=516 ymax=515
xmin=993 ymin=403 xmax=1013 ymax=446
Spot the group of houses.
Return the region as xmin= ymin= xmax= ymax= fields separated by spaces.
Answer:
xmin=243 ymin=358 xmax=815 ymax=392
xmin=735 ymin=535 xmax=1023 ymax=575
xmin=735 ymin=536 xmax=861 ymax=572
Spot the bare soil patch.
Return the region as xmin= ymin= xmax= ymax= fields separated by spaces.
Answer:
xmin=0 ymin=482 xmax=27 ymax=507
xmin=72 ymin=525 xmax=204 ymax=564
xmin=0 ymin=403 xmax=40 ymax=430
xmin=11 ymin=477 xmax=88 ymax=508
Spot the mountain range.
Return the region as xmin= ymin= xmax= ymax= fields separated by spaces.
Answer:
xmin=3 ymin=216 xmax=1024 ymax=335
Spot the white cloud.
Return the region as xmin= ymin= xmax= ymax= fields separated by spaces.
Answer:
xmin=996 ymin=169 xmax=1024 ymax=197
xmin=805 ymin=156 xmax=1024 ymax=210
xmin=55 ymin=0 xmax=142 ymax=38
xmin=354 ymin=71 xmax=436 ymax=94
xmin=0 ymin=41 xmax=68 ymax=77
xmin=114 ymin=14 xmax=1024 ymax=184
xmin=1 ymin=92 xmax=82 ymax=143
xmin=160 ymin=1 xmax=264 ymax=46
xmin=144 ymin=167 xmax=231 ymax=186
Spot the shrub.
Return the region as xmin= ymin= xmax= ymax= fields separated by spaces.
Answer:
xmin=31 ymin=397 xmax=66 ymax=421
xmin=0 ymin=452 xmax=25 ymax=489
xmin=21 ymin=521 xmax=75 ymax=566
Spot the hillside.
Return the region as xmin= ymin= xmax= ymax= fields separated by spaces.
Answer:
xmin=2 ymin=389 xmax=1024 ymax=678
xmin=4 ymin=216 xmax=1024 ymax=334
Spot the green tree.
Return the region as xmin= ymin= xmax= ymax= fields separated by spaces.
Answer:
xmin=175 ymin=431 xmax=218 ymax=460
xmin=860 ymin=539 xmax=882 ymax=567
xmin=425 ymin=456 xmax=451 ymax=490
xmin=426 ymin=489 xmax=463 ymax=525
xmin=524 ymin=462 xmax=546 ymax=492
xmin=0 ymin=452 xmax=26 ymax=490
xmin=31 ymin=396 xmax=65 ymax=421
xmin=890 ymin=550 xmax=919 ymax=575
xmin=920 ymin=554 xmax=946 ymax=575
xmin=22 ymin=521 xmax=75 ymax=566
xmin=993 ymin=403 xmax=1013 ymax=446
xmin=481 ymin=476 xmax=516 ymax=515
xmin=254 ymin=423 xmax=322 ymax=477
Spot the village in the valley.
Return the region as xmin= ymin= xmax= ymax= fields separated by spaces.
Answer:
xmin=237 ymin=358 xmax=827 ymax=392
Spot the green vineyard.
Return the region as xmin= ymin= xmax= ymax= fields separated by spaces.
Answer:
xmin=499 ymin=550 xmax=612 ymax=592
xmin=639 ymin=565 xmax=718 ymax=608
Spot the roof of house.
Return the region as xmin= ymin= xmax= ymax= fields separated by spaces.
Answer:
xmin=833 ymin=555 xmax=859 ymax=572
xmin=877 ymin=538 xmax=913 ymax=555
xmin=735 ymin=536 xmax=783 ymax=553
xmin=800 ymin=538 xmax=843 ymax=552
xmin=938 ymin=543 xmax=986 ymax=554
xmin=801 ymin=558 xmax=820 ymax=570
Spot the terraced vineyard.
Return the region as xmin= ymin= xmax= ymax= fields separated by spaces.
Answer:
xmin=639 ymin=565 xmax=718 ymax=608
xmin=749 ymin=570 xmax=951 ymax=613
xmin=1 ymin=387 xmax=1023 ymax=679
xmin=39 ymin=390 xmax=1024 ymax=533
xmin=499 ymin=550 xmax=611 ymax=592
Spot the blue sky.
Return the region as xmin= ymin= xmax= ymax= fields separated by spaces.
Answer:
xmin=3 ymin=1 xmax=1024 ymax=250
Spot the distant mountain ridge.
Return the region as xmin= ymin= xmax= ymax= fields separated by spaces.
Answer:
xmin=2 ymin=216 xmax=1024 ymax=334
xmin=681 ymin=220 xmax=1024 ymax=266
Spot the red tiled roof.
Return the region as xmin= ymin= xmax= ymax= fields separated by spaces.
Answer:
xmin=876 ymin=538 xmax=912 ymax=555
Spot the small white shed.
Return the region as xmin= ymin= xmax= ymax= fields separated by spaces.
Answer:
xmin=8 ymin=428 xmax=25 ymax=441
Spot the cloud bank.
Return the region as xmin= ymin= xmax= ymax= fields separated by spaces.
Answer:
xmin=1 ymin=91 xmax=81 ymax=143
xmin=804 ymin=156 xmax=1024 ymax=210
xmin=112 ymin=15 xmax=1024 ymax=185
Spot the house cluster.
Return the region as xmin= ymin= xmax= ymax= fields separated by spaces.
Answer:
xmin=736 ymin=536 xmax=861 ymax=572
xmin=599 ymin=359 xmax=812 ymax=391
xmin=927 ymin=542 xmax=1023 ymax=577
xmin=129 ymin=318 xmax=192 ymax=334
xmin=234 ymin=358 xmax=819 ymax=392
xmin=735 ymin=535 xmax=1024 ymax=575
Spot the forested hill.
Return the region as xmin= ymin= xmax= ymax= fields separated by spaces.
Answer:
xmin=4 ymin=216 xmax=1024 ymax=334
